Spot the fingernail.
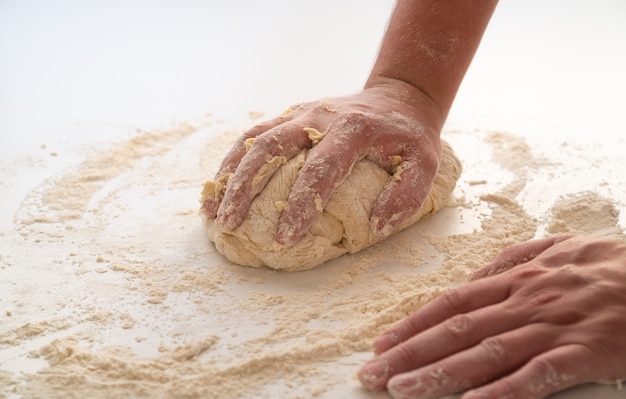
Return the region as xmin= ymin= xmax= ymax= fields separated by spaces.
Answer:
xmin=275 ymin=224 xmax=296 ymax=247
xmin=217 ymin=203 xmax=241 ymax=231
xmin=216 ymin=212 xmax=231 ymax=230
xmin=358 ymin=360 xmax=390 ymax=390
xmin=388 ymin=374 xmax=422 ymax=398
xmin=370 ymin=216 xmax=392 ymax=238
xmin=200 ymin=200 xmax=218 ymax=218
xmin=276 ymin=217 xmax=309 ymax=247
xmin=372 ymin=210 xmax=406 ymax=238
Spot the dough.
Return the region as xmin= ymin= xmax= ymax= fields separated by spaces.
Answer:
xmin=201 ymin=141 xmax=461 ymax=271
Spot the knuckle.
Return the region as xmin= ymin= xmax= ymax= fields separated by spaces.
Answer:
xmin=442 ymin=314 xmax=473 ymax=340
xmin=243 ymin=120 xmax=277 ymax=139
xmin=422 ymin=146 xmax=440 ymax=170
xmin=342 ymin=110 xmax=369 ymax=124
xmin=311 ymin=101 xmax=335 ymax=113
xmin=336 ymin=111 xmax=375 ymax=134
xmin=524 ymin=356 xmax=571 ymax=396
xmin=250 ymin=132 xmax=278 ymax=150
xmin=440 ymin=288 xmax=466 ymax=314
xmin=241 ymin=128 xmax=261 ymax=140
xmin=498 ymin=242 xmax=520 ymax=259
xmin=494 ymin=377 xmax=519 ymax=399
xmin=528 ymin=356 xmax=558 ymax=378
xmin=479 ymin=336 xmax=508 ymax=363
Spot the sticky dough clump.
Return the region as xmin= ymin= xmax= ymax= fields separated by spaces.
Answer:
xmin=201 ymin=141 xmax=461 ymax=271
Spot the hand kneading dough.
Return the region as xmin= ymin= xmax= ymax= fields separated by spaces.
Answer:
xmin=201 ymin=141 xmax=461 ymax=271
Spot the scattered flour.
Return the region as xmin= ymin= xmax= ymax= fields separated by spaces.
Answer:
xmin=547 ymin=192 xmax=623 ymax=239
xmin=1 ymin=122 xmax=624 ymax=399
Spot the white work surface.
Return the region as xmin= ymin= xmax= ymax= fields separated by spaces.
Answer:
xmin=1 ymin=1 xmax=626 ymax=398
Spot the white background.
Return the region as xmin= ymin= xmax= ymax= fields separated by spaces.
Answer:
xmin=2 ymin=1 xmax=625 ymax=148
xmin=1 ymin=1 xmax=626 ymax=398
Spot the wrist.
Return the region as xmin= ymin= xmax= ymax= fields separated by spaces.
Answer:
xmin=363 ymin=76 xmax=448 ymax=135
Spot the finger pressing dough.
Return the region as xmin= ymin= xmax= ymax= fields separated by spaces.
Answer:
xmin=201 ymin=141 xmax=461 ymax=271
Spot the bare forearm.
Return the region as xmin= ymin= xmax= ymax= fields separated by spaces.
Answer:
xmin=366 ymin=0 xmax=498 ymax=125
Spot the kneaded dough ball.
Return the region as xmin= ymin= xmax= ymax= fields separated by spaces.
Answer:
xmin=202 ymin=141 xmax=461 ymax=271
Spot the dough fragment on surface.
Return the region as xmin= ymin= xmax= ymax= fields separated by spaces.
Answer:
xmin=201 ymin=141 xmax=462 ymax=271
xmin=304 ymin=127 xmax=326 ymax=144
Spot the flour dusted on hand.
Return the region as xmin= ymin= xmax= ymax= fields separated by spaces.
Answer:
xmin=201 ymin=141 xmax=461 ymax=271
